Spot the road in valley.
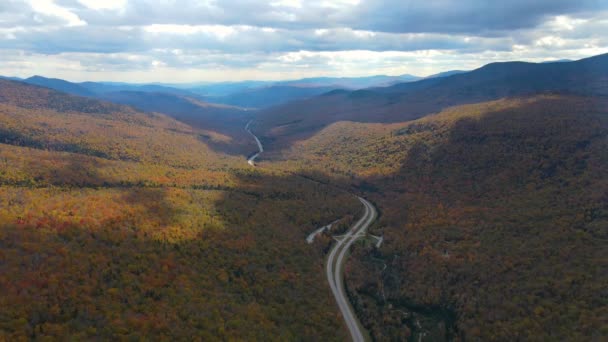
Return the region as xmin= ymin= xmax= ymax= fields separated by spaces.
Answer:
xmin=245 ymin=121 xmax=377 ymax=341
xmin=326 ymin=197 xmax=377 ymax=342
xmin=245 ymin=120 xmax=263 ymax=166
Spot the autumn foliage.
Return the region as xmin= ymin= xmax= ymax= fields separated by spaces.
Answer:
xmin=265 ymin=95 xmax=608 ymax=340
xmin=0 ymin=80 xmax=360 ymax=340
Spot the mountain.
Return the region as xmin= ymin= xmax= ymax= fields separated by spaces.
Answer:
xmin=0 ymin=78 xmax=237 ymax=174
xmin=0 ymin=79 xmax=127 ymax=114
xmin=185 ymin=75 xmax=421 ymax=99
xmin=255 ymin=53 xmax=608 ymax=149
xmin=186 ymin=80 xmax=273 ymax=97
xmin=542 ymin=58 xmax=573 ymax=63
xmin=0 ymin=78 xmax=357 ymax=340
xmin=24 ymin=75 xmax=96 ymax=97
xmin=100 ymin=90 xmax=244 ymax=115
xmin=268 ymin=94 xmax=607 ymax=340
xmin=0 ymin=76 xmax=22 ymax=81
xmin=182 ymin=74 xmax=425 ymax=109
xmin=13 ymin=76 xmax=251 ymax=152
xmin=276 ymin=74 xmax=422 ymax=89
xmin=211 ymin=85 xmax=341 ymax=109
xmin=80 ymin=81 xmax=203 ymax=98
xmin=2 ymin=52 xmax=607 ymax=341
xmin=17 ymin=72 xmax=432 ymax=112
xmin=245 ymin=53 xmax=608 ymax=341
xmin=424 ymin=70 xmax=467 ymax=79
xmin=99 ymin=91 xmax=253 ymax=153
xmin=21 ymin=76 xmax=204 ymax=100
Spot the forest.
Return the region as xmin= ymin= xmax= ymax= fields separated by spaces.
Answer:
xmin=0 ymin=80 xmax=361 ymax=340
xmin=1 ymin=76 xmax=606 ymax=340
xmin=2 ymin=0 xmax=608 ymax=339
xmin=262 ymin=95 xmax=608 ymax=340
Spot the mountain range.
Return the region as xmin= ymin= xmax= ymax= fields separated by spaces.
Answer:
xmin=0 ymin=52 xmax=606 ymax=341
xmin=8 ymin=71 xmax=464 ymax=110
xmin=255 ymin=53 xmax=608 ymax=148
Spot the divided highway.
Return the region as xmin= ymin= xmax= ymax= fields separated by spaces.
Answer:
xmin=245 ymin=121 xmax=377 ymax=341
xmin=326 ymin=197 xmax=377 ymax=342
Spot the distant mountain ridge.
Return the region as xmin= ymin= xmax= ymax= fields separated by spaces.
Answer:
xmin=22 ymin=76 xmax=202 ymax=99
xmin=25 ymin=75 xmax=96 ymax=97
xmin=181 ymin=74 xmax=426 ymax=108
xmin=0 ymin=76 xmax=22 ymax=81
xmin=80 ymin=81 xmax=202 ymax=98
xmin=0 ymin=79 xmax=129 ymax=114
xmin=255 ymin=53 xmax=608 ymax=148
xmin=423 ymin=70 xmax=467 ymax=79
xmin=275 ymin=74 xmax=422 ymax=89
xmin=5 ymin=70 xmax=464 ymax=110
xmin=212 ymin=85 xmax=340 ymax=108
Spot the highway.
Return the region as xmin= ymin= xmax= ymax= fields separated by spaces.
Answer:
xmin=245 ymin=120 xmax=263 ymax=166
xmin=326 ymin=197 xmax=377 ymax=342
xmin=245 ymin=121 xmax=377 ymax=341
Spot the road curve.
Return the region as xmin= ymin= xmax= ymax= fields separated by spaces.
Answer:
xmin=244 ymin=121 xmax=377 ymax=341
xmin=327 ymin=197 xmax=377 ymax=342
xmin=245 ymin=120 xmax=263 ymax=166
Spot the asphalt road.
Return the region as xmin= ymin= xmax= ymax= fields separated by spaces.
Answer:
xmin=245 ymin=120 xmax=263 ymax=166
xmin=326 ymin=197 xmax=377 ymax=342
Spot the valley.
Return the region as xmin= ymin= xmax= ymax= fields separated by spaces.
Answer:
xmin=238 ymin=55 xmax=608 ymax=340
xmin=0 ymin=79 xmax=361 ymax=340
xmin=245 ymin=119 xmax=379 ymax=342
xmin=1 ymin=53 xmax=607 ymax=341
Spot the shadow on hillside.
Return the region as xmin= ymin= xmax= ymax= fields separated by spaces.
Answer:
xmin=253 ymin=87 xmax=499 ymax=152
xmin=132 ymin=97 xmax=258 ymax=156
xmin=335 ymin=95 xmax=608 ymax=341
xmin=180 ymin=113 xmax=259 ymax=156
xmin=196 ymin=125 xmax=258 ymax=156
xmin=0 ymin=154 xmax=363 ymax=339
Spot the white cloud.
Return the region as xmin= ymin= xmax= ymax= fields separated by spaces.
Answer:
xmin=26 ymin=0 xmax=86 ymax=26
xmin=77 ymin=0 xmax=126 ymax=11
xmin=144 ymin=24 xmax=237 ymax=40
xmin=0 ymin=1 xmax=607 ymax=82
xmin=535 ymin=36 xmax=567 ymax=47
xmin=352 ymin=30 xmax=375 ymax=38
xmin=270 ymin=0 xmax=302 ymax=8
xmin=320 ymin=0 xmax=360 ymax=9
xmin=546 ymin=15 xmax=588 ymax=31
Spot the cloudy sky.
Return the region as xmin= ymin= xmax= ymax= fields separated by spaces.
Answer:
xmin=1 ymin=0 xmax=608 ymax=82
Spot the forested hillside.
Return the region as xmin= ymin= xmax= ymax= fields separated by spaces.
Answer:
xmin=98 ymin=90 xmax=254 ymax=154
xmin=24 ymin=76 xmax=95 ymax=97
xmin=3 ymin=0 xmax=608 ymax=339
xmin=14 ymin=77 xmax=255 ymax=155
xmin=3 ymin=56 xmax=607 ymax=341
xmin=0 ymin=79 xmax=361 ymax=340
xmin=262 ymin=95 xmax=608 ymax=340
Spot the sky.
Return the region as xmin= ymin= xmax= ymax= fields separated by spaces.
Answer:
xmin=1 ymin=0 xmax=608 ymax=83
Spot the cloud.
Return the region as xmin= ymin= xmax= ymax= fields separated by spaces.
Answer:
xmin=76 ymin=0 xmax=126 ymax=11
xmin=44 ymin=0 xmax=608 ymax=33
xmin=350 ymin=0 xmax=607 ymax=34
xmin=26 ymin=0 xmax=86 ymax=26
xmin=0 ymin=0 xmax=607 ymax=81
